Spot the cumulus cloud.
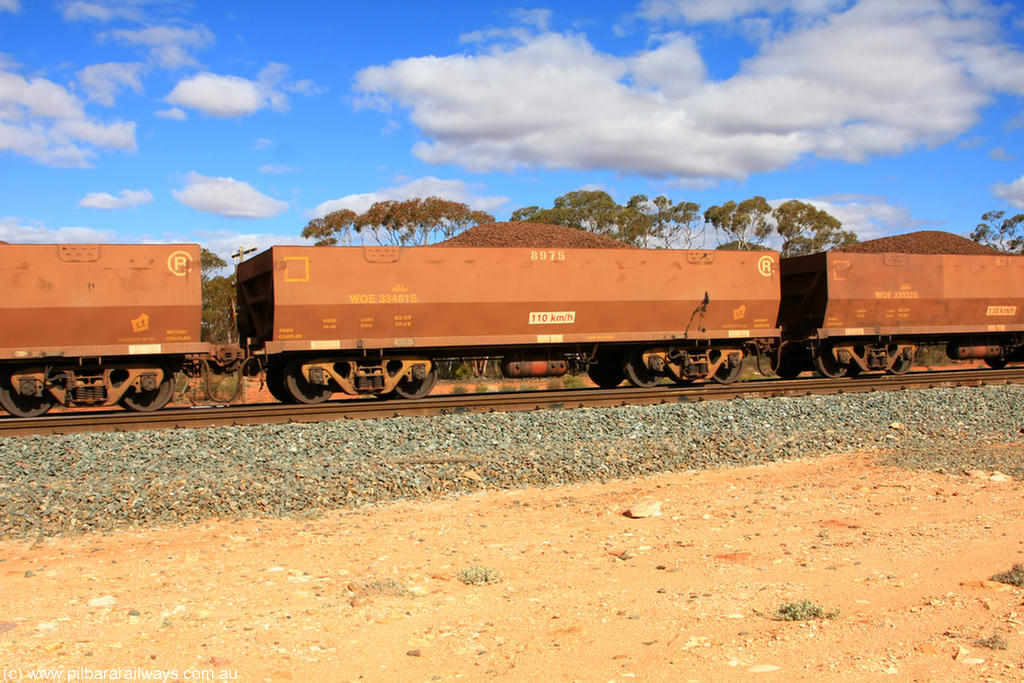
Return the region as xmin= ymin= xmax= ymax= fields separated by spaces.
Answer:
xmin=172 ymin=172 xmax=289 ymax=218
xmin=76 ymin=62 xmax=143 ymax=106
xmin=0 ymin=67 xmax=136 ymax=166
xmin=154 ymin=106 xmax=186 ymax=120
xmin=166 ymin=63 xmax=304 ymax=118
xmin=355 ymin=1 xmax=1024 ymax=182
xmin=309 ymin=176 xmax=508 ymax=218
xmin=639 ymin=0 xmax=849 ymax=23
xmin=62 ymin=0 xmax=143 ymax=22
xmin=794 ymin=194 xmax=942 ymax=241
xmin=993 ymin=175 xmax=1024 ymax=209
xmin=78 ymin=188 xmax=154 ymax=209
xmin=194 ymin=229 xmax=311 ymax=267
xmin=0 ymin=217 xmax=116 ymax=243
xmin=0 ymin=0 xmax=20 ymax=13
xmin=101 ymin=25 xmax=214 ymax=69
xmin=258 ymin=163 xmax=299 ymax=174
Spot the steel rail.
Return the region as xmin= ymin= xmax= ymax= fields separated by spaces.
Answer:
xmin=1 ymin=367 xmax=1022 ymax=437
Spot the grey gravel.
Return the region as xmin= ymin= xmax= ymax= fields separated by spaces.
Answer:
xmin=1 ymin=385 xmax=1022 ymax=538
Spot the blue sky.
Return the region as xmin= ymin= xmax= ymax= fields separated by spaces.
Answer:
xmin=1 ymin=0 xmax=1023 ymax=261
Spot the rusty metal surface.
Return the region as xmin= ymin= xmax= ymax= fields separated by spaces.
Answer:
xmin=236 ymin=246 xmax=782 ymax=354
xmin=0 ymin=243 xmax=205 ymax=360
xmin=780 ymin=251 xmax=1024 ymax=339
xmin=4 ymin=367 xmax=1023 ymax=436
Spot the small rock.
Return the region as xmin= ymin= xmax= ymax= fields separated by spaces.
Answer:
xmin=624 ymin=497 xmax=661 ymax=519
xmin=0 ymin=622 xmax=16 ymax=634
xmin=960 ymin=580 xmax=1012 ymax=591
xmin=954 ymin=645 xmax=971 ymax=661
xmin=407 ymin=649 xmax=422 ymax=657
xmin=88 ymin=595 xmax=117 ymax=608
xmin=747 ymin=664 xmax=781 ymax=673
xmin=23 ymin=570 xmax=35 ymax=578
xmin=889 ymin=422 xmax=906 ymax=430
xmin=207 ymin=656 xmax=230 ymax=666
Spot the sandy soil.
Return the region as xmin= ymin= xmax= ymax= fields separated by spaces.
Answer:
xmin=2 ymin=451 xmax=1023 ymax=683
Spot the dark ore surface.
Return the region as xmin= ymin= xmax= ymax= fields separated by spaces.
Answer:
xmin=838 ymin=230 xmax=1002 ymax=255
xmin=438 ymin=222 xmax=632 ymax=249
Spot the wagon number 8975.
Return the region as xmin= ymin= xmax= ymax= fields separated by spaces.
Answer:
xmin=531 ymin=250 xmax=566 ymax=262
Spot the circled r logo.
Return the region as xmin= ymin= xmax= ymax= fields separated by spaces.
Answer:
xmin=168 ymin=250 xmax=192 ymax=277
xmin=757 ymin=255 xmax=775 ymax=277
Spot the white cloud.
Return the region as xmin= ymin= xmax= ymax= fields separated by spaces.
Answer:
xmin=166 ymin=63 xmax=296 ymax=118
xmin=194 ymin=230 xmax=311 ymax=267
xmin=78 ymin=188 xmax=154 ymax=209
xmin=258 ymin=163 xmax=299 ymax=174
xmin=172 ymin=172 xmax=289 ymax=218
xmin=309 ymin=176 xmax=508 ymax=218
xmin=639 ymin=0 xmax=849 ymax=23
xmin=989 ymin=146 xmax=1016 ymax=161
xmin=0 ymin=0 xmax=20 ymax=14
xmin=154 ymin=106 xmax=186 ymax=120
xmin=0 ymin=217 xmax=116 ymax=243
xmin=993 ymin=175 xmax=1024 ymax=210
xmin=101 ymin=25 xmax=214 ymax=69
xmin=0 ymin=67 xmax=137 ymax=167
xmin=76 ymin=62 xmax=143 ymax=106
xmin=253 ymin=137 xmax=274 ymax=149
xmin=793 ymin=194 xmax=941 ymax=241
xmin=62 ymin=1 xmax=143 ymax=22
xmin=355 ymin=2 xmax=1024 ymax=182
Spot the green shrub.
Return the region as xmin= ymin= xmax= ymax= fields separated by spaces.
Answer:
xmin=771 ymin=599 xmax=839 ymax=621
xmin=977 ymin=633 xmax=1009 ymax=650
xmin=451 ymin=384 xmax=468 ymax=394
xmin=458 ymin=565 xmax=501 ymax=585
xmin=562 ymin=374 xmax=586 ymax=389
xmin=474 ymin=383 xmax=490 ymax=393
xmin=992 ymin=563 xmax=1024 ymax=587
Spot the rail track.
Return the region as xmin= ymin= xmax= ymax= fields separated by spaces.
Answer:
xmin=1 ymin=367 xmax=1022 ymax=438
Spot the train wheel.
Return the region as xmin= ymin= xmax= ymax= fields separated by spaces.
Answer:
xmin=587 ymin=357 xmax=625 ymax=389
xmin=283 ymin=358 xmax=331 ymax=404
xmin=774 ymin=354 xmax=803 ymax=380
xmin=120 ymin=369 xmax=175 ymax=412
xmin=711 ymin=357 xmax=742 ymax=385
xmin=265 ymin=363 xmax=293 ymax=403
xmin=886 ymin=354 xmax=913 ymax=375
xmin=985 ymin=357 xmax=1008 ymax=369
xmin=812 ymin=349 xmax=846 ymax=379
xmin=393 ymin=366 xmax=438 ymax=399
xmin=845 ymin=364 xmax=863 ymax=377
xmin=623 ymin=350 xmax=659 ymax=388
xmin=0 ymin=374 xmax=53 ymax=417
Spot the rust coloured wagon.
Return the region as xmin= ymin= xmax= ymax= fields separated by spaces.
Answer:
xmin=0 ymin=243 xmax=210 ymax=416
xmin=236 ymin=245 xmax=782 ymax=402
xmin=778 ymin=251 xmax=1024 ymax=377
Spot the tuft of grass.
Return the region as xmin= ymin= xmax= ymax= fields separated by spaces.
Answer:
xmin=498 ymin=384 xmax=516 ymax=393
xmin=545 ymin=377 xmax=563 ymax=390
xmin=991 ymin=564 xmax=1024 ymax=587
xmin=771 ymin=599 xmax=840 ymax=621
xmin=451 ymin=384 xmax=468 ymax=394
xmin=474 ymin=383 xmax=490 ymax=393
xmin=457 ymin=565 xmax=502 ymax=586
xmin=562 ymin=374 xmax=586 ymax=389
xmin=976 ymin=633 xmax=1009 ymax=650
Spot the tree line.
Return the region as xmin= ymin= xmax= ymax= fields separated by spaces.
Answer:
xmin=301 ymin=190 xmax=859 ymax=256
